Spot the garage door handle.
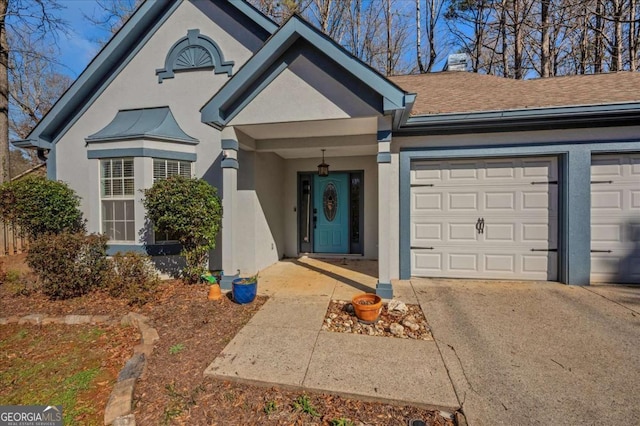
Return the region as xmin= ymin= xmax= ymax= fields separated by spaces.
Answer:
xmin=475 ymin=218 xmax=485 ymax=234
xmin=590 ymin=249 xmax=612 ymax=253
xmin=591 ymin=180 xmax=613 ymax=184
xmin=411 ymin=246 xmax=434 ymax=250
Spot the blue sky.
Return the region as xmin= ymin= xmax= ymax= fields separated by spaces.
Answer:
xmin=57 ymin=0 xmax=114 ymax=77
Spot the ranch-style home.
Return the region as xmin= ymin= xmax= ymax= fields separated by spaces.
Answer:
xmin=15 ymin=0 xmax=640 ymax=297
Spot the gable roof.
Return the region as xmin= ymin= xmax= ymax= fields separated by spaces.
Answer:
xmin=13 ymin=0 xmax=276 ymax=150
xmin=86 ymin=107 xmax=198 ymax=144
xmin=390 ymin=71 xmax=640 ymax=116
xmin=200 ymin=14 xmax=413 ymax=129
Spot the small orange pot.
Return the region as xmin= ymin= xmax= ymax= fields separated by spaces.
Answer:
xmin=208 ymin=284 xmax=222 ymax=301
xmin=352 ymin=294 xmax=382 ymax=322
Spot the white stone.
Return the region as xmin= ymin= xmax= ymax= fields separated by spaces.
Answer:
xmin=389 ymin=322 xmax=405 ymax=336
xmin=388 ymin=299 xmax=408 ymax=314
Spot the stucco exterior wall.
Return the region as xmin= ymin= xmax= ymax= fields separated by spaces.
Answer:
xmin=283 ymin=155 xmax=379 ymax=260
xmin=53 ymin=1 xmax=255 ymax=249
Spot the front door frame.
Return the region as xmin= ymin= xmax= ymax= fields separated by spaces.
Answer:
xmin=297 ymin=170 xmax=364 ymax=255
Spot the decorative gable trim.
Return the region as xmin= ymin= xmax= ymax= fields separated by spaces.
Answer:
xmin=156 ymin=29 xmax=234 ymax=82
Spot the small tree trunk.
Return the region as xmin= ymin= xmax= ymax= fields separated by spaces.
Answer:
xmin=541 ymin=0 xmax=551 ymax=77
xmin=0 ymin=0 xmax=9 ymax=182
xmin=416 ymin=0 xmax=425 ymax=72
xmin=630 ymin=0 xmax=637 ymax=70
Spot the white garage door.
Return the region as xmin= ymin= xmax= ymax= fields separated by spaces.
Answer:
xmin=591 ymin=154 xmax=640 ymax=283
xmin=410 ymin=157 xmax=558 ymax=280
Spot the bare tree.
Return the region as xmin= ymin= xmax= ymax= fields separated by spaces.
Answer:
xmin=417 ymin=0 xmax=445 ymax=73
xmin=84 ymin=0 xmax=142 ymax=45
xmin=0 ymin=0 xmax=67 ymax=182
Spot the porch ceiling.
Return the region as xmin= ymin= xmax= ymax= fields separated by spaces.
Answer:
xmin=234 ymin=116 xmax=379 ymax=159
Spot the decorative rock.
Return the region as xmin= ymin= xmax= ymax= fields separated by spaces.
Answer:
xmin=104 ymin=378 xmax=136 ymax=425
xmin=138 ymin=323 xmax=159 ymax=345
xmin=42 ymin=317 xmax=65 ymax=325
xmin=389 ymin=322 xmax=405 ymax=336
xmin=18 ymin=314 xmax=43 ymax=325
xmin=112 ymin=414 xmax=136 ymax=426
xmin=345 ymin=304 xmax=355 ymax=314
xmin=117 ymin=353 xmax=146 ymax=381
xmin=387 ymin=300 xmax=408 ymax=314
xmin=402 ymin=319 xmax=420 ymax=332
xmin=91 ymin=315 xmax=111 ymax=324
xmin=329 ymin=313 xmax=338 ymax=319
xmin=120 ymin=313 xmax=149 ymax=328
xmin=65 ymin=315 xmax=91 ymax=325
xmin=325 ymin=318 xmax=332 ymax=325
xmin=133 ymin=344 xmax=154 ymax=358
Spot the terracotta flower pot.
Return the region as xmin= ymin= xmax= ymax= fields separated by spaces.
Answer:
xmin=208 ymin=284 xmax=222 ymax=301
xmin=352 ymin=294 xmax=382 ymax=322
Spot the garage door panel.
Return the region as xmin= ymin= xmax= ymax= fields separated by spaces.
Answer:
xmin=591 ymin=253 xmax=640 ymax=283
xmin=484 ymin=254 xmax=515 ymax=273
xmin=632 ymin=191 xmax=640 ymax=209
xmin=410 ymin=157 xmax=557 ymax=280
xmin=411 ymin=247 xmax=556 ymax=280
xmin=413 ymin=191 xmax=442 ymax=212
xmin=591 ymin=154 xmax=640 ymax=283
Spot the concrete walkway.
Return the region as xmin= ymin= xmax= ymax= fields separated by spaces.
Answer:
xmin=204 ymin=258 xmax=459 ymax=411
xmin=413 ymin=278 xmax=640 ymax=425
xmin=205 ymin=259 xmax=640 ymax=424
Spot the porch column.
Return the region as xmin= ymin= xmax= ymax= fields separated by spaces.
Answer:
xmin=376 ymin=122 xmax=393 ymax=299
xmin=220 ymin=129 xmax=239 ymax=290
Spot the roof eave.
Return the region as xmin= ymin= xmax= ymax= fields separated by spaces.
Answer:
xmin=397 ymin=102 xmax=640 ymax=135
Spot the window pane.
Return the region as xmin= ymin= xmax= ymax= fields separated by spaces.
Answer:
xmin=179 ymin=161 xmax=191 ymax=178
xmin=104 ymin=222 xmax=115 ymax=240
xmin=123 ymin=159 xmax=134 ymax=177
xmin=125 ymin=200 xmax=134 ymax=220
xmin=123 ymin=178 xmax=134 ymax=195
xmin=126 ymin=222 xmax=135 ymax=241
xmin=102 ymin=160 xmax=111 ymax=178
xmin=102 ymin=201 xmax=113 ymax=220
xmin=114 ymin=201 xmax=125 ymax=220
xmin=112 ymin=179 xmax=123 ymax=196
xmin=113 ymin=159 xmax=123 ymax=178
xmin=167 ymin=160 xmax=179 ymax=176
xmin=102 ymin=179 xmax=112 ymax=197
xmin=114 ymin=222 xmax=126 ymax=240
xmin=153 ymin=159 xmax=165 ymax=181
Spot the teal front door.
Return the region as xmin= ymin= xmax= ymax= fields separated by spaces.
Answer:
xmin=313 ymin=173 xmax=349 ymax=253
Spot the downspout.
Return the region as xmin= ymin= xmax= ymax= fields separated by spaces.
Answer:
xmin=37 ymin=148 xmax=49 ymax=162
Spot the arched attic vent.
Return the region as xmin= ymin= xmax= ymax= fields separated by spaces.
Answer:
xmin=156 ymin=29 xmax=234 ymax=83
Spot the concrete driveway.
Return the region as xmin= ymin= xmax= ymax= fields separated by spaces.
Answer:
xmin=413 ymin=279 xmax=640 ymax=425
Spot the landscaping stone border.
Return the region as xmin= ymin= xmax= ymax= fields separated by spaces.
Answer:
xmin=0 ymin=312 xmax=160 ymax=426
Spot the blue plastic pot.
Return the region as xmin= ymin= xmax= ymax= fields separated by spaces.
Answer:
xmin=232 ymin=278 xmax=257 ymax=304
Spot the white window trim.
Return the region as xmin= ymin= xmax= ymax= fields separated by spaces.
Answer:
xmin=100 ymin=158 xmax=136 ymax=243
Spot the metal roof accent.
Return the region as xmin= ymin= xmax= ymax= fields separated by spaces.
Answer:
xmin=86 ymin=107 xmax=198 ymax=144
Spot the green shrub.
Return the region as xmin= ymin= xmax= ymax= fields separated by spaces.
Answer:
xmin=142 ymin=176 xmax=222 ymax=284
xmin=0 ymin=176 xmax=84 ymax=239
xmin=27 ymin=232 xmax=111 ymax=299
xmin=107 ymin=252 xmax=159 ymax=306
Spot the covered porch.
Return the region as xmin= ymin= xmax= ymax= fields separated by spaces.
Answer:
xmin=217 ymin=115 xmax=396 ymax=298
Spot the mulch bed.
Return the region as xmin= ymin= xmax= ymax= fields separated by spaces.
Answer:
xmin=323 ymin=300 xmax=434 ymax=340
xmin=1 ymin=255 xmax=456 ymax=425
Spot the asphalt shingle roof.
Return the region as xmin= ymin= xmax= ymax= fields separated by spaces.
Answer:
xmin=388 ymin=71 xmax=640 ymax=116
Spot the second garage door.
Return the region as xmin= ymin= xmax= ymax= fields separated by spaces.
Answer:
xmin=410 ymin=157 xmax=558 ymax=280
xmin=591 ymin=154 xmax=640 ymax=283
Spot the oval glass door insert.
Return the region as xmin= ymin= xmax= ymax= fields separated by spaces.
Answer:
xmin=323 ymin=183 xmax=338 ymax=221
